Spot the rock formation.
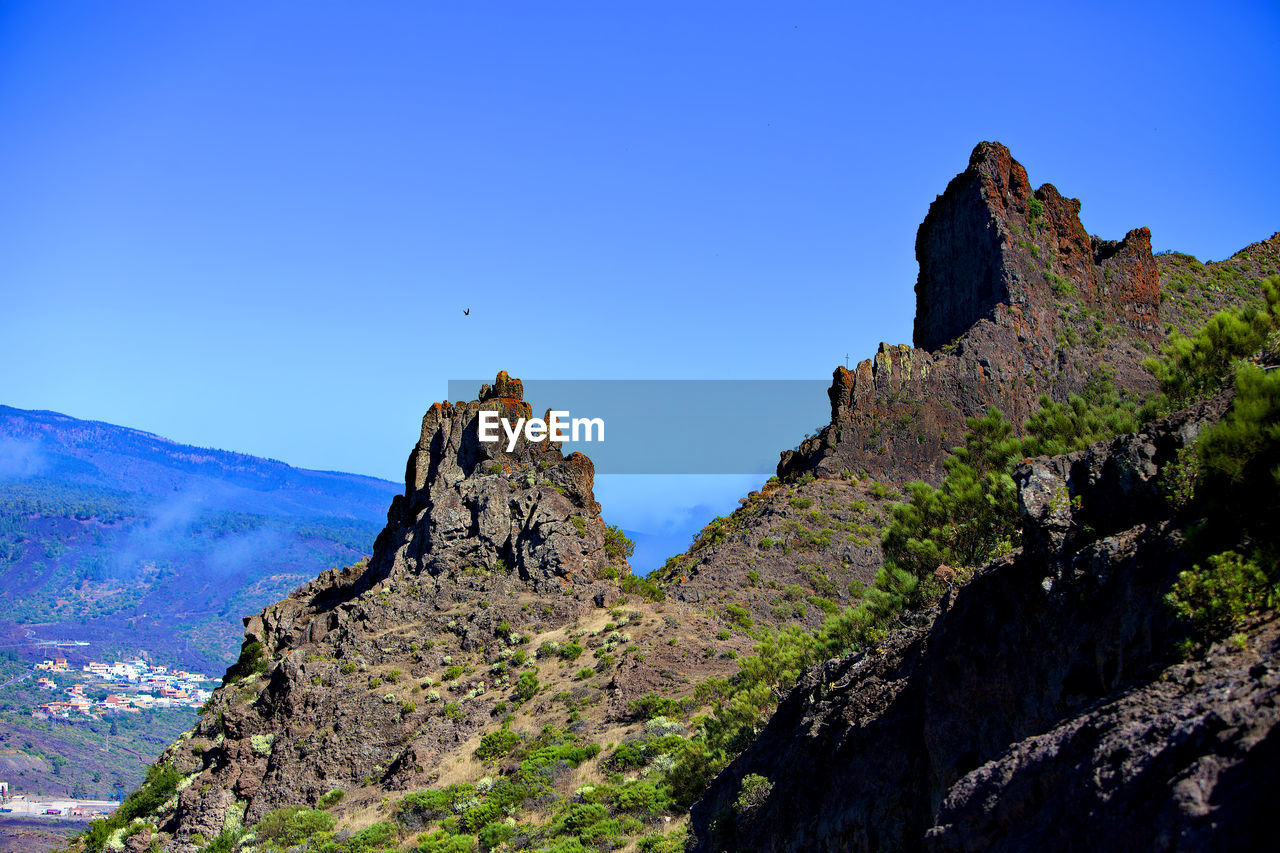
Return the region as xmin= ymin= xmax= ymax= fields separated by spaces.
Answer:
xmin=914 ymin=141 xmax=1161 ymax=352
xmin=107 ymin=144 xmax=1280 ymax=853
xmin=780 ymin=141 xmax=1164 ymax=485
xmin=660 ymin=150 xmax=1277 ymax=633
xmin=394 ymin=370 xmax=611 ymax=593
xmin=689 ymin=393 xmax=1277 ymax=852
xmin=149 ymin=374 xmax=746 ymax=850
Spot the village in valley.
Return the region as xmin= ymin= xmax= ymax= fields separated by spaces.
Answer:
xmin=31 ymin=656 xmax=218 ymax=719
xmin=0 ymin=648 xmax=215 ymax=824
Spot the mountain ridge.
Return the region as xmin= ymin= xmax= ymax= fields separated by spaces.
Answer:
xmin=70 ymin=142 xmax=1280 ymax=853
xmin=0 ymin=404 xmax=400 ymax=673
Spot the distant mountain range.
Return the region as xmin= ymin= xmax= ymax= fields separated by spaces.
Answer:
xmin=0 ymin=405 xmax=400 ymax=673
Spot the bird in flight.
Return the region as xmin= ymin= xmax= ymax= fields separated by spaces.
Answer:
xmin=463 ymin=308 xmax=470 ymax=316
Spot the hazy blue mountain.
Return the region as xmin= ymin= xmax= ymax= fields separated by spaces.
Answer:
xmin=0 ymin=405 xmax=400 ymax=673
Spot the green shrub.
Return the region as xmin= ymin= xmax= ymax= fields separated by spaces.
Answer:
xmin=1021 ymin=383 xmax=1139 ymax=457
xmin=317 ymin=788 xmax=344 ymax=809
xmin=604 ymin=524 xmax=636 ymax=564
xmin=733 ymin=773 xmax=773 ymax=816
xmin=1168 ymin=551 xmax=1273 ymax=645
xmin=620 ymin=572 xmax=665 ymax=602
xmin=200 ymin=829 xmax=244 ymax=853
xmin=399 ymin=785 xmax=475 ymax=826
xmin=477 ymin=821 xmax=513 ymax=850
xmin=254 ymin=806 xmax=336 ymax=847
xmin=722 ymin=603 xmax=753 ymax=629
xmin=869 ymin=481 xmax=893 ymax=499
xmin=80 ymin=763 xmax=183 ymax=853
xmin=456 ymin=801 xmax=501 ymax=834
xmin=224 ymin=639 xmax=267 ymax=683
xmin=1145 ymin=277 xmax=1278 ymax=406
xmin=613 ymin=779 xmax=671 ymax=816
xmin=443 ymin=665 xmax=463 ymax=681
xmin=1046 ymin=272 xmax=1074 ymax=297
xmin=638 ymin=828 xmax=688 ymax=853
xmin=564 ymin=802 xmax=609 ymax=831
xmin=881 ymin=408 xmax=1022 ymax=586
xmin=476 ymin=727 xmax=522 ymax=760
xmin=418 ymin=830 xmax=478 ymax=852
xmin=627 ymin=693 xmax=682 ymax=721
xmin=1197 ymin=364 xmax=1280 ymax=550
xmin=346 ymin=821 xmax=397 ymax=852
xmin=514 ymin=671 xmax=540 ymax=702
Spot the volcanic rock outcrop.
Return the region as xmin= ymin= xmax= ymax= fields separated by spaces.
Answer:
xmin=395 ymin=371 xmax=612 ymax=592
xmin=780 ymin=141 xmax=1163 ymax=485
xmin=115 ymin=144 xmax=1280 ymax=853
xmin=150 ymin=374 xmax=725 ymax=850
xmin=689 ymin=393 xmax=1277 ymax=852
xmin=661 ymin=221 xmax=1279 ymax=632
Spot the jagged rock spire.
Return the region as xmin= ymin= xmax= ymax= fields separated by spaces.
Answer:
xmin=780 ymin=143 xmax=1163 ymax=485
xmin=914 ymin=141 xmax=1160 ymax=352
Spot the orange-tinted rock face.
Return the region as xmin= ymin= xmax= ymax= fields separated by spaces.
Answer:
xmin=782 ymin=142 xmax=1165 ymax=485
xmin=914 ymin=141 xmax=1160 ymax=353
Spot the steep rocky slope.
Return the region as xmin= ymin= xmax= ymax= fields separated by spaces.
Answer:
xmin=141 ymin=374 xmax=745 ymax=851
xmin=779 ymin=141 xmax=1164 ymax=486
xmin=660 ymin=145 xmax=1279 ymax=632
xmin=652 ymin=474 xmax=899 ymax=633
xmin=688 ymin=392 xmax=1276 ymax=852
xmin=92 ymin=142 xmax=1279 ymax=853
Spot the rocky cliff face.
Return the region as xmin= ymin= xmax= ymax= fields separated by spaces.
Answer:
xmin=664 ymin=152 xmax=1277 ymax=631
xmin=914 ymin=141 xmax=1161 ymax=353
xmin=689 ymin=393 xmax=1277 ymax=852
xmin=120 ymin=144 xmax=1279 ymax=853
xmin=780 ymin=141 xmax=1165 ymax=485
xmin=667 ymin=145 xmax=1181 ymax=620
xmin=150 ymin=375 xmax=746 ymax=851
xmin=393 ymin=370 xmax=612 ymax=594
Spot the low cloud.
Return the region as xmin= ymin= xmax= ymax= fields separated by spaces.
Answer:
xmin=0 ymin=437 xmax=47 ymax=481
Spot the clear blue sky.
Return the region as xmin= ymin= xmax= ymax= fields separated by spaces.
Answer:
xmin=2 ymin=2 xmax=1277 ymax=560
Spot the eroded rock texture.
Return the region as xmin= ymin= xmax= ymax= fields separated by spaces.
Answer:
xmin=780 ymin=141 xmax=1164 ymax=485
xmin=690 ymin=396 xmax=1276 ymax=852
xmin=664 ymin=151 xmax=1277 ymax=637
xmin=154 ymin=374 xmax=639 ymax=849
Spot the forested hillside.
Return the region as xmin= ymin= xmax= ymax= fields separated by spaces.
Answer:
xmin=0 ymin=407 xmax=398 ymax=672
